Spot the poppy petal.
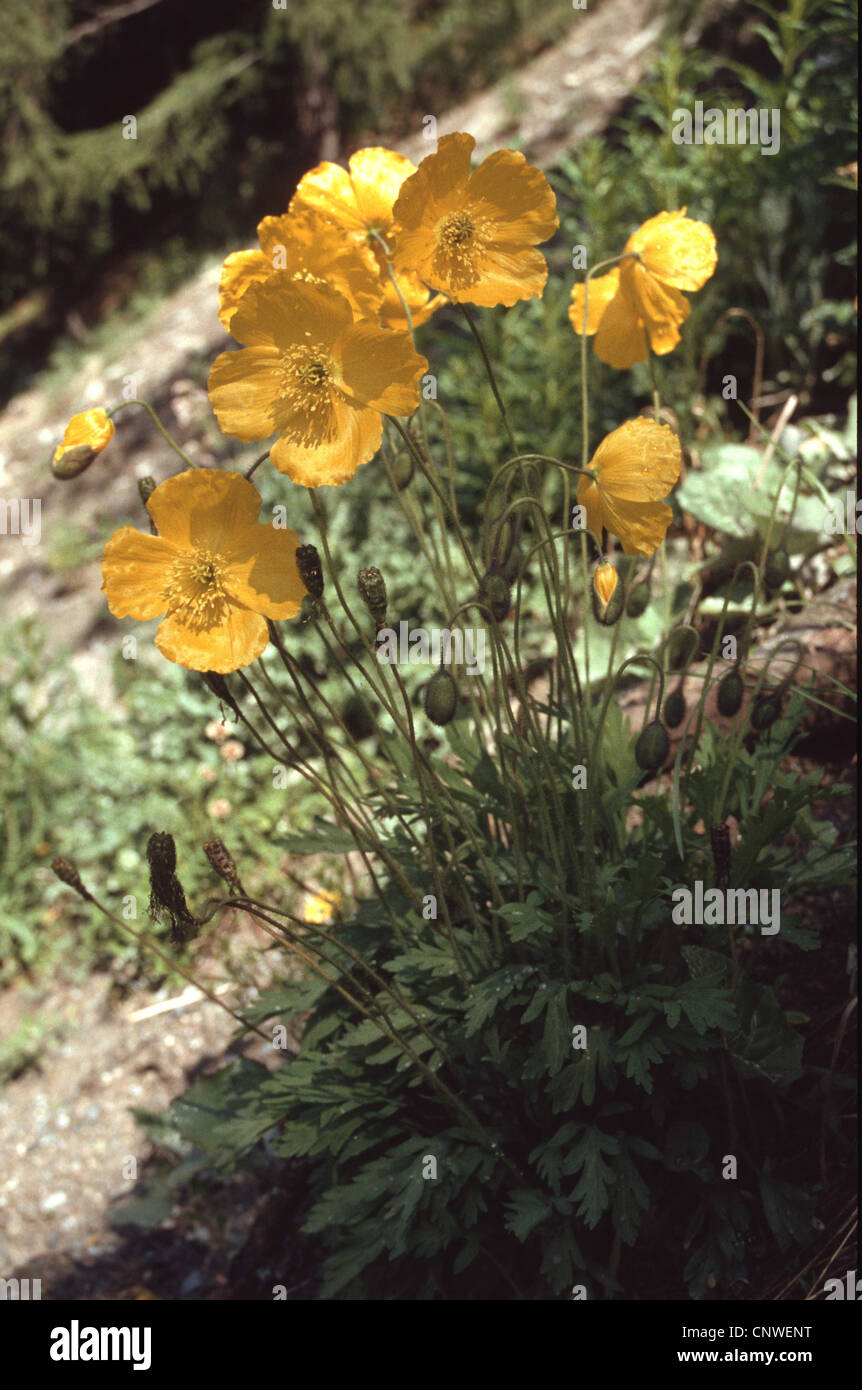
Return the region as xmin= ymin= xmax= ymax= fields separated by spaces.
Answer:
xmin=146 ymin=469 xmax=264 ymax=550
xmin=339 ymin=323 xmax=427 ymax=412
xmin=569 ymin=269 xmax=621 ymax=336
xmin=590 ymin=418 xmax=681 ymax=501
xmin=270 ymin=400 xmax=382 ymax=487
xmin=155 ymin=606 xmax=269 ymax=673
xmin=225 ymin=523 xmax=307 ymax=619
xmin=101 ymin=529 xmax=177 ymax=619
xmin=208 ymin=346 xmax=283 ymax=442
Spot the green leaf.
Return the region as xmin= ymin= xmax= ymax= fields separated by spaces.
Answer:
xmin=504 ymin=1189 xmax=553 ymax=1242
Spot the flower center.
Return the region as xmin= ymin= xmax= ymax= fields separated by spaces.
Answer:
xmin=277 ymin=342 xmax=340 ymax=445
xmin=438 ymin=211 xmax=474 ymax=247
xmin=162 ymin=547 xmax=230 ymax=631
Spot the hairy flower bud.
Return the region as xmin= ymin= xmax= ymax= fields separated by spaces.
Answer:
xmin=750 ymin=693 xmax=781 ymax=731
xmin=203 ymin=839 xmax=245 ymax=896
xmin=591 ymin=560 xmax=624 ymax=626
xmin=138 ymin=476 xmax=157 ymax=506
xmin=52 ymin=409 xmax=114 ymax=479
xmin=51 ymin=857 xmax=93 ymax=901
xmin=296 ymin=544 xmax=324 ymax=600
xmin=663 ymin=686 xmax=686 ymax=728
xmin=626 ymin=580 xmax=650 ymax=618
xmin=635 ymin=719 xmax=670 ymax=772
xmin=479 ymin=569 xmax=512 ymax=622
xmin=424 ymin=669 xmax=458 ymax=726
xmin=716 ymin=668 xmax=744 ymax=717
xmin=357 ymin=566 xmax=387 ymax=624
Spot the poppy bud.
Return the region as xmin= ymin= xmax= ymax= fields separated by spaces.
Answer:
xmin=716 ymin=668 xmax=744 ymax=717
xmin=424 ymin=669 xmax=458 ymax=726
xmin=296 ymin=544 xmax=324 ymax=600
xmin=52 ymin=408 xmax=114 ymax=479
xmin=390 ymin=450 xmax=415 ymax=491
xmin=667 ymin=627 xmax=697 ymax=671
xmin=503 ymin=542 xmax=524 ymax=584
xmin=51 ymin=857 xmax=93 ymax=901
xmin=764 ymin=549 xmax=789 ymax=593
xmin=635 ymin=719 xmax=670 ymax=771
xmin=591 ymin=560 xmax=624 ymax=626
xmin=138 ymin=476 xmax=157 ymax=506
xmin=203 ymin=839 xmax=244 ymax=896
xmin=357 ymin=566 xmax=387 ymax=623
xmin=626 ymin=581 xmax=650 ymax=618
xmin=663 ymin=687 xmax=686 ymax=728
xmin=479 ymin=569 xmax=512 ymax=622
xmin=750 ymin=694 xmax=781 ymax=731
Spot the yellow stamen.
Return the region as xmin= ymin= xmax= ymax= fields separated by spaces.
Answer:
xmin=162 ymin=548 xmax=229 ymax=631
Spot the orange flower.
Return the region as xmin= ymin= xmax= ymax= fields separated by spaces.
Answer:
xmin=218 ymin=210 xmax=383 ymax=330
xmin=577 ymin=417 xmax=682 ymax=557
xmin=290 ymin=147 xmax=445 ymax=330
xmin=207 ymin=279 xmax=427 ymax=488
xmin=569 ymin=210 xmax=717 ymax=368
xmin=52 ymin=408 xmax=114 ymax=478
xmin=392 ymin=132 xmax=558 ymax=307
xmin=101 ymin=469 xmax=306 ymax=672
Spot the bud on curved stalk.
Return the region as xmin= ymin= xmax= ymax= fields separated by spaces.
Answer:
xmin=51 ymin=409 xmax=114 ymax=479
xmin=666 ymin=626 xmax=699 ymax=671
xmin=296 ymin=544 xmax=325 ymax=601
xmin=764 ymin=549 xmax=789 ymax=595
xmin=591 ymin=560 xmax=624 ymax=626
xmin=626 ymin=580 xmax=650 ymax=618
xmin=357 ymin=566 xmax=387 ymax=624
xmin=479 ymin=569 xmax=512 ymax=622
xmin=635 ymin=719 xmax=670 ymax=771
xmin=750 ymin=693 xmax=781 ymax=731
xmin=663 ymin=684 xmax=687 ymax=728
xmin=716 ymin=667 xmax=745 ymax=717
xmin=424 ymin=669 xmax=458 ymax=726
xmin=390 ymin=450 xmax=415 ymax=491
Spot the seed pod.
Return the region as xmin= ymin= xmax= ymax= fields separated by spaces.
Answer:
xmin=424 ymin=669 xmax=458 ymax=726
xmin=357 ymin=566 xmax=387 ymax=623
xmin=203 ymin=839 xmax=245 ymax=896
xmin=626 ymin=581 xmax=650 ymax=618
xmin=138 ymin=476 xmax=157 ymax=506
xmin=635 ymin=719 xmax=670 ymax=771
xmin=764 ymin=549 xmax=789 ymax=593
xmin=716 ymin=668 xmax=744 ymax=717
xmin=296 ymin=544 xmax=324 ymax=600
xmin=750 ymin=693 xmax=781 ymax=731
xmin=479 ymin=569 xmax=512 ymax=622
xmin=591 ymin=561 xmax=624 ymax=626
xmin=663 ymin=687 xmax=686 ymax=728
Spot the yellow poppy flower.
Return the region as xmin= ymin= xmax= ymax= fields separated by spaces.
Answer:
xmin=391 ymin=132 xmax=559 ymax=307
xmin=52 ymin=408 xmax=114 ymax=478
xmin=218 ymin=210 xmax=384 ymax=330
xmin=569 ymin=209 xmax=717 ymax=368
xmin=302 ymin=889 xmax=341 ymax=924
xmin=207 ymin=279 xmax=427 ymax=488
xmin=290 ymin=147 xmax=444 ymax=331
xmin=578 ymin=417 xmax=682 ymax=557
xmin=101 ymin=469 xmax=306 ymax=673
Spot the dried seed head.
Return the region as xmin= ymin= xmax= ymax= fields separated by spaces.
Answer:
xmin=137 ymin=476 xmax=157 ymax=506
xmin=146 ymin=831 xmax=199 ymax=946
xmin=203 ymin=839 xmax=244 ymax=895
xmin=295 ymin=544 xmax=324 ymax=600
xmin=51 ymin=857 xmax=93 ymax=901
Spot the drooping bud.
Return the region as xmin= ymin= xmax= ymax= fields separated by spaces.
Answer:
xmin=635 ymin=719 xmax=670 ymax=772
xmin=626 ymin=581 xmax=650 ymax=618
xmin=201 ymin=670 xmax=241 ymax=719
xmin=478 ymin=569 xmax=512 ymax=622
xmin=764 ymin=549 xmax=789 ymax=594
xmin=750 ymin=693 xmax=781 ymax=731
xmin=663 ymin=686 xmax=686 ymax=728
xmin=667 ymin=627 xmax=697 ymax=671
xmin=146 ymin=831 xmax=199 ymax=946
xmin=503 ymin=542 xmax=524 ymax=584
xmin=390 ymin=450 xmax=415 ymax=491
xmin=357 ymin=566 xmax=387 ymax=624
xmin=716 ymin=668 xmax=744 ymax=717
xmin=138 ymin=476 xmax=157 ymax=506
xmin=591 ymin=560 xmax=624 ymax=626
xmin=51 ymin=409 xmax=114 ymax=479
xmin=296 ymin=544 xmax=324 ymax=601
xmin=424 ymin=669 xmax=458 ymax=726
